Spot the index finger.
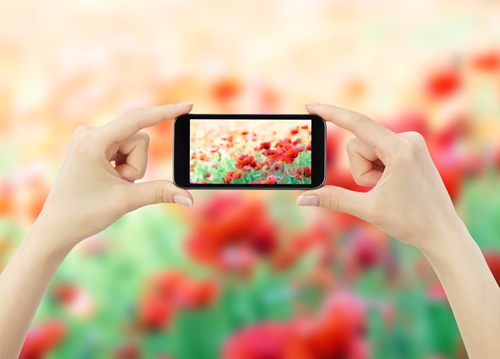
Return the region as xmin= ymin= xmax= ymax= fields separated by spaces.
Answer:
xmin=99 ymin=103 xmax=194 ymax=143
xmin=305 ymin=103 xmax=397 ymax=150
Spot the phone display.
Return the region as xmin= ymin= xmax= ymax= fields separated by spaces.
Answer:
xmin=174 ymin=114 xmax=326 ymax=189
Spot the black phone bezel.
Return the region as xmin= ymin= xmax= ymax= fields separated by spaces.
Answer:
xmin=173 ymin=114 xmax=326 ymax=189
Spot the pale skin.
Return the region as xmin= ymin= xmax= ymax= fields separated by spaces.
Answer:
xmin=0 ymin=102 xmax=498 ymax=358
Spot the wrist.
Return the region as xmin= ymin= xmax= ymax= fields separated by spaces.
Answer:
xmin=416 ymin=212 xmax=471 ymax=257
xmin=26 ymin=217 xmax=75 ymax=263
xmin=418 ymin=215 xmax=474 ymax=265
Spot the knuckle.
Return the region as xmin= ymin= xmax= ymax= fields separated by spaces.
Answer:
xmin=328 ymin=191 xmax=341 ymax=212
xmin=137 ymin=131 xmax=150 ymax=144
xmin=129 ymin=108 xmax=143 ymax=121
xmin=394 ymin=137 xmax=421 ymax=163
xmin=346 ymin=137 xmax=358 ymax=152
xmin=155 ymin=185 xmax=168 ymax=204
xmin=73 ymin=126 xmax=93 ymax=138
xmin=71 ymin=127 xmax=98 ymax=154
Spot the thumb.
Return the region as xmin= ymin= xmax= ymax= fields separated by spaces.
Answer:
xmin=296 ymin=185 xmax=369 ymax=220
xmin=127 ymin=180 xmax=193 ymax=210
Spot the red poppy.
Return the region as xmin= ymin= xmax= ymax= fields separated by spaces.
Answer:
xmin=138 ymin=294 xmax=173 ymax=331
xmin=223 ymin=322 xmax=291 ymax=359
xmin=275 ymin=138 xmax=293 ymax=149
xmin=291 ymin=167 xmax=311 ymax=180
xmin=259 ymin=141 xmax=271 ymax=150
xmin=291 ymin=128 xmax=299 ymax=135
xmin=471 ymin=50 xmax=500 ymax=72
xmin=185 ymin=195 xmax=277 ymax=270
xmin=300 ymin=124 xmax=309 ymax=130
xmin=235 ymin=154 xmax=255 ymax=170
xmin=484 ymin=251 xmax=500 ymax=286
xmin=268 ymin=148 xmax=286 ymax=162
xmin=425 ymin=67 xmax=460 ymax=99
xmin=199 ymin=153 xmax=207 ymax=161
xmin=19 ymin=321 xmax=67 ymax=359
xmin=260 ymin=175 xmax=276 ymax=184
xmin=282 ymin=148 xmax=299 ymax=164
xmin=290 ymin=292 xmax=366 ymax=358
xmin=174 ymin=279 xmax=218 ymax=309
xmin=241 ymin=130 xmax=249 ymax=135
xmin=51 ymin=283 xmax=78 ymax=304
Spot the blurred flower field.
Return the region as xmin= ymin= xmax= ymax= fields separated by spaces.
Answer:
xmin=1 ymin=0 xmax=500 ymax=358
xmin=190 ymin=120 xmax=312 ymax=185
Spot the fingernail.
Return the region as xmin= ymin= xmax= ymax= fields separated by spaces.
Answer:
xmin=176 ymin=101 xmax=195 ymax=106
xmin=296 ymin=195 xmax=320 ymax=207
xmin=304 ymin=102 xmax=322 ymax=106
xmin=173 ymin=194 xmax=193 ymax=208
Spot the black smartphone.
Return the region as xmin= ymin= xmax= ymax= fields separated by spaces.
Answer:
xmin=173 ymin=114 xmax=326 ymax=189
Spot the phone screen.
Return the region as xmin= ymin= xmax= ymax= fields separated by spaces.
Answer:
xmin=189 ymin=119 xmax=312 ymax=185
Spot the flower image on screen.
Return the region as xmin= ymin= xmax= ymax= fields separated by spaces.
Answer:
xmin=190 ymin=119 xmax=312 ymax=184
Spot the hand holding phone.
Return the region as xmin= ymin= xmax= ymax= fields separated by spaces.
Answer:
xmin=173 ymin=114 xmax=326 ymax=189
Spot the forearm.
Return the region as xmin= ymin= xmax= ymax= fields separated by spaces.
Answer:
xmin=421 ymin=220 xmax=500 ymax=359
xmin=0 ymin=221 xmax=71 ymax=359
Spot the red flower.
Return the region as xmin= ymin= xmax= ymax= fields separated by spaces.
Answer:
xmin=185 ymin=194 xmax=277 ymax=270
xmin=268 ymin=148 xmax=286 ymax=162
xmin=291 ymin=128 xmax=299 ymax=135
xmin=51 ymin=283 xmax=79 ymax=304
xmin=259 ymin=141 xmax=271 ymax=150
xmin=291 ymin=167 xmax=311 ymax=180
xmin=289 ymin=292 xmax=367 ymax=358
xmin=471 ymin=50 xmax=500 ymax=72
xmin=282 ymin=148 xmax=299 ymax=164
xmin=19 ymin=321 xmax=66 ymax=359
xmin=223 ymin=322 xmax=291 ymax=359
xmin=235 ymin=155 xmax=255 ymax=170
xmin=425 ymin=67 xmax=460 ymax=99
xmin=138 ymin=294 xmax=173 ymax=331
xmin=264 ymin=175 xmax=278 ymax=184
xmin=484 ymin=251 xmax=500 ymax=286
xmin=174 ymin=279 xmax=218 ymax=309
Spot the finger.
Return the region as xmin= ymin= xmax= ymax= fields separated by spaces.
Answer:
xmin=126 ymin=180 xmax=194 ymax=210
xmin=304 ymin=102 xmax=397 ymax=151
xmin=346 ymin=138 xmax=384 ymax=187
xmin=113 ymin=132 xmax=150 ymax=182
xmin=99 ymin=102 xmax=194 ymax=143
xmin=296 ymin=185 xmax=370 ymax=221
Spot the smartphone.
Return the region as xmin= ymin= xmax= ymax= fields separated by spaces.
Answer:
xmin=173 ymin=114 xmax=326 ymax=189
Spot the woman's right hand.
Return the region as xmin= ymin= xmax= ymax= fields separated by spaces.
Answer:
xmin=297 ymin=102 xmax=464 ymax=252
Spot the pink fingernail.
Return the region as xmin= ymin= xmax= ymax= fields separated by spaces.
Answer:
xmin=304 ymin=102 xmax=322 ymax=106
xmin=296 ymin=195 xmax=320 ymax=207
xmin=176 ymin=101 xmax=195 ymax=106
xmin=173 ymin=194 xmax=193 ymax=207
